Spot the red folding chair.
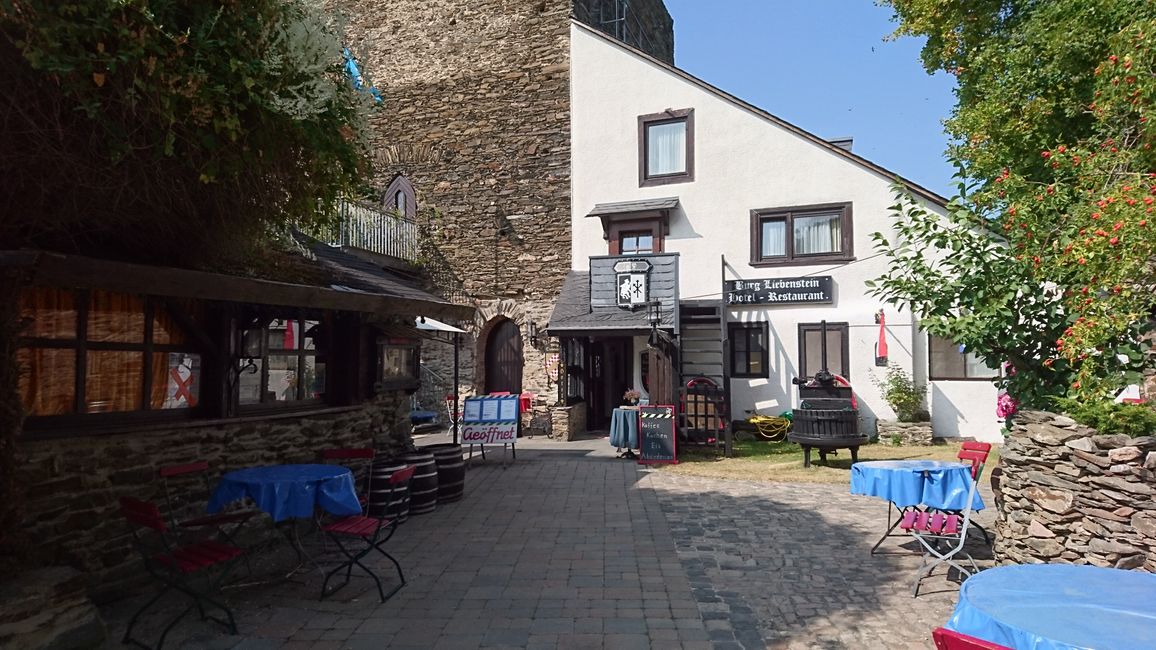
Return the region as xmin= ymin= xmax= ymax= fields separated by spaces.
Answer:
xmin=119 ymin=497 xmax=244 ymax=649
xmin=932 ymin=627 xmax=1011 ymax=649
xmin=319 ymin=465 xmax=415 ymax=603
xmin=952 ymin=442 xmax=993 ymax=544
xmin=900 ymin=468 xmax=981 ymax=597
xmin=158 ymin=461 xmax=256 ymax=547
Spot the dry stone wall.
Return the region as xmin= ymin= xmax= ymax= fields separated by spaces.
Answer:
xmin=14 ymin=392 xmax=410 ymax=602
xmin=994 ymin=410 xmax=1156 ymax=571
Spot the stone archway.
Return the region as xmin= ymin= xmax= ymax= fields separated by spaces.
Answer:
xmin=474 ymin=299 xmax=526 ymax=395
xmin=482 ymin=318 xmax=522 ymax=394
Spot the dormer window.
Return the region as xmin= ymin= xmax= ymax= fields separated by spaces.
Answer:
xmin=384 ymin=175 xmax=417 ymax=220
xmin=639 ymin=109 xmax=694 ymax=187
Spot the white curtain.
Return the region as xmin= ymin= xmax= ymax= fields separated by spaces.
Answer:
xmin=794 ymin=212 xmax=841 ymax=255
xmin=761 ymin=219 xmax=786 ymax=257
xmin=647 ymin=122 xmax=686 ymax=175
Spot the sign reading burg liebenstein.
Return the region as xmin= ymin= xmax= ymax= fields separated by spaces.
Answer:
xmin=724 ymin=276 xmax=833 ymax=305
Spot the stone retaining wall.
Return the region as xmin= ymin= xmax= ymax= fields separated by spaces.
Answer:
xmin=876 ymin=420 xmax=933 ymax=446
xmin=994 ymin=410 xmax=1156 ymax=571
xmin=13 ymin=392 xmax=410 ymax=602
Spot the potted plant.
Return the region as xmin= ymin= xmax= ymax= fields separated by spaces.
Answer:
xmin=873 ymin=365 xmax=932 ymax=445
xmin=623 ymin=388 xmax=641 ymax=406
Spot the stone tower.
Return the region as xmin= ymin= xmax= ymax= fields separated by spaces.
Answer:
xmin=331 ymin=0 xmax=674 ymax=403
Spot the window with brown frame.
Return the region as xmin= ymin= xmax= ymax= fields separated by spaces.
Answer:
xmin=237 ymin=316 xmax=328 ymax=407
xmin=751 ymin=203 xmax=853 ymax=266
xmin=638 ymin=109 xmax=694 ymax=187
xmin=17 ymin=287 xmax=204 ymax=418
xmin=929 ymin=335 xmax=998 ymax=380
xmin=730 ymin=322 xmax=769 ymax=378
xmin=619 ymin=230 xmax=655 ymax=254
xmin=798 ymin=322 xmax=850 ymax=380
xmin=608 ymin=219 xmax=664 ymax=255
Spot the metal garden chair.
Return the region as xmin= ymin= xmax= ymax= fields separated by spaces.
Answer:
xmin=119 ymin=497 xmax=245 ymax=649
xmin=317 ymin=447 xmax=376 ymax=508
xmin=158 ymin=461 xmax=256 ymax=571
xmin=319 ymin=464 xmax=415 ymax=603
xmin=900 ymin=466 xmax=981 ymax=597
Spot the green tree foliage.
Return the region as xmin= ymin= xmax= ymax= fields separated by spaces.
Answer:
xmin=872 ymin=2 xmax=1156 ymax=403
xmin=0 ymin=0 xmax=374 ymax=266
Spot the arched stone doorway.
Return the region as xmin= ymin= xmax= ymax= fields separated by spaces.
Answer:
xmin=483 ymin=318 xmax=523 ymax=394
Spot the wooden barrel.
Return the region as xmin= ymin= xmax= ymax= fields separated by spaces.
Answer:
xmin=399 ymin=450 xmax=438 ymax=515
xmin=422 ymin=443 xmax=465 ymax=504
xmin=367 ymin=459 xmax=410 ymax=523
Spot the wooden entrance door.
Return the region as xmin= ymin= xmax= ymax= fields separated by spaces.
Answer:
xmin=647 ymin=343 xmax=675 ymax=406
xmin=484 ymin=319 xmax=523 ymax=394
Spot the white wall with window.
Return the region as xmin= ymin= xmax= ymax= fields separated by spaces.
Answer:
xmin=570 ymin=21 xmax=1001 ymax=440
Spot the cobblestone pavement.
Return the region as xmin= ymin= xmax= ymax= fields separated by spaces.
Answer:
xmin=100 ymin=435 xmax=994 ymax=649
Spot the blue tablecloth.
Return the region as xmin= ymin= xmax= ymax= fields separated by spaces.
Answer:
xmin=609 ymin=408 xmax=639 ymax=448
xmin=207 ymin=464 xmax=362 ymax=522
xmin=947 ymin=564 xmax=1156 ymax=649
xmin=850 ymin=460 xmax=984 ymax=510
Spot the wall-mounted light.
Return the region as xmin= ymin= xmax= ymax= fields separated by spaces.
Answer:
xmin=647 ymin=301 xmax=662 ymax=348
xmin=529 ymin=321 xmax=542 ymax=348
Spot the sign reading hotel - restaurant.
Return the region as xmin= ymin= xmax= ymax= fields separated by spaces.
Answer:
xmin=725 ymin=276 xmax=833 ymax=306
xmin=461 ymin=395 xmax=519 ymax=446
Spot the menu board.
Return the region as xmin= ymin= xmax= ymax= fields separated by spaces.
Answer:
xmin=461 ymin=395 xmax=520 ymax=446
xmin=639 ymin=405 xmax=677 ymax=465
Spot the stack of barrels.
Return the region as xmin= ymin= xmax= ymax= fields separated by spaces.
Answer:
xmin=366 ymin=443 xmax=465 ymax=520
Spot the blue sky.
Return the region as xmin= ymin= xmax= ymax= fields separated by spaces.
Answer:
xmin=664 ymin=0 xmax=958 ymax=198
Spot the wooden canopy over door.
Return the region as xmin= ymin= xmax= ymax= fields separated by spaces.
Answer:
xmin=647 ymin=342 xmax=675 ymax=406
xmin=484 ymin=319 xmax=523 ymax=394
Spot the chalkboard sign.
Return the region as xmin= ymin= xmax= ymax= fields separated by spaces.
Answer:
xmin=725 ymin=276 xmax=833 ymax=306
xmin=639 ymin=405 xmax=677 ymax=465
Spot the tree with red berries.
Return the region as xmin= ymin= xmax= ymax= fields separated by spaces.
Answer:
xmin=871 ymin=2 xmax=1156 ymax=404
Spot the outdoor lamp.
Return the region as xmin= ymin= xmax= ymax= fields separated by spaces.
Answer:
xmin=647 ymin=301 xmax=661 ymax=348
xmin=529 ymin=321 xmax=541 ymax=348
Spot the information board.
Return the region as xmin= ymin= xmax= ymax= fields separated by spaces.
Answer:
xmin=638 ymin=405 xmax=677 ymax=465
xmin=725 ymin=276 xmax=833 ymax=306
xmin=461 ymin=395 xmax=519 ymax=446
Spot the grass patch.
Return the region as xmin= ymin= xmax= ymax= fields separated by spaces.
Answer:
xmin=662 ymin=439 xmax=999 ymax=484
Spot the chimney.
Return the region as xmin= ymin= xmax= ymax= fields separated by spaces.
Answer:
xmin=828 ymin=137 xmax=853 ymax=152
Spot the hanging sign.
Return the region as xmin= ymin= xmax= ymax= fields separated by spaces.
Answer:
xmin=724 ymin=276 xmax=833 ymax=306
xmin=461 ymin=395 xmax=519 ymax=445
xmin=638 ymin=405 xmax=677 ymax=465
xmin=615 ymin=259 xmax=652 ymax=307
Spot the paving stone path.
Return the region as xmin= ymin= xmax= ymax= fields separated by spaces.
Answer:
xmin=100 ymin=436 xmax=994 ymax=649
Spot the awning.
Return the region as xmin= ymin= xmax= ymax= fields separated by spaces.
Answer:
xmin=416 ymin=316 xmax=467 ymax=333
xmin=3 ymin=249 xmax=474 ymax=321
xmin=585 ymin=197 xmax=679 ymax=236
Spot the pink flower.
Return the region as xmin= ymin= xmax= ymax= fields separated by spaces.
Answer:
xmin=996 ymin=392 xmax=1020 ymax=419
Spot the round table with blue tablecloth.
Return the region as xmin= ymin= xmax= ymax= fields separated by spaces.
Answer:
xmin=850 ymin=459 xmax=985 ymax=554
xmin=609 ymin=407 xmax=639 ymax=455
xmin=207 ymin=464 xmax=362 ymax=522
xmin=946 ymin=564 xmax=1156 ymax=650
xmin=851 ymin=460 xmax=984 ymax=511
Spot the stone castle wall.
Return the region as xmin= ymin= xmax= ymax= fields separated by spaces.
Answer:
xmin=994 ymin=410 xmax=1156 ymax=571
xmin=13 ymin=393 xmax=410 ymax=602
xmin=331 ymin=0 xmax=575 ymax=399
xmin=573 ymin=0 xmax=675 ymax=63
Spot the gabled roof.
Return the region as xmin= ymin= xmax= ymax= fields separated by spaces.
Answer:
xmin=572 ymin=20 xmax=949 ymax=208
